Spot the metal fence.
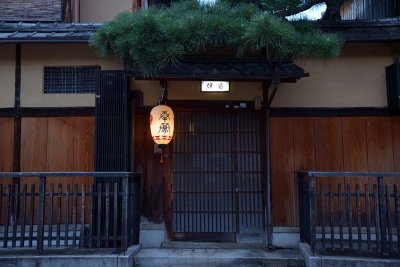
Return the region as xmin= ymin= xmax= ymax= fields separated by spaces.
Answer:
xmin=298 ymin=171 xmax=400 ymax=257
xmin=0 ymin=172 xmax=141 ymax=253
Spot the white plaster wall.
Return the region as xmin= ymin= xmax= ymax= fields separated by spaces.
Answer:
xmin=21 ymin=44 xmax=123 ymax=108
xmin=0 ymin=44 xmax=15 ymax=108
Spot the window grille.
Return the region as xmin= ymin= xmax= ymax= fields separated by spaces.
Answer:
xmin=43 ymin=66 xmax=100 ymax=94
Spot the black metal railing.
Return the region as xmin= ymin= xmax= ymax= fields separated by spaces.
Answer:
xmin=299 ymin=171 xmax=400 ymax=257
xmin=0 ymin=172 xmax=141 ymax=253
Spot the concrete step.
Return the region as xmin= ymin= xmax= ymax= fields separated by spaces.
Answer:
xmin=134 ymin=248 xmax=305 ymax=267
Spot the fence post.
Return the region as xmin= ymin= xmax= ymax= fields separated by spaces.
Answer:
xmin=309 ymin=174 xmax=317 ymax=255
xmin=37 ymin=175 xmax=46 ymax=253
xmin=132 ymin=174 xmax=141 ymax=244
xmin=121 ymin=175 xmax=128 ymax=252
xmin=298 ymin=173 xmax=307 ymax=242
xmin=378 ymin=176 xmax=388 ymax=257
xmin=298 ymin=173 xmax=310 ymax=244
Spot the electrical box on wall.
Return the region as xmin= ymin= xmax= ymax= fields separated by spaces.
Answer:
xmin=386 ymin=61 xmax=400 ymax=110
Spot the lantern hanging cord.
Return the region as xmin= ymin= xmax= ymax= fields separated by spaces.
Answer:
xmin=158 ymin=81 xmax=167 ymax=105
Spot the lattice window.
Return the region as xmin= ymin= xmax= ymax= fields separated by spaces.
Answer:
xmin=43 ymin=66 xmax=100 ymax=94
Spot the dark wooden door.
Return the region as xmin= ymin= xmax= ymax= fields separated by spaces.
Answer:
xmin=172 ymin=111 xmax=264 ymax=242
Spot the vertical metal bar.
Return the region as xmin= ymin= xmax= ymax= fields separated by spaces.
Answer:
xmin=48 ymin=184 xmax=54 ymax=247
xmin=97 ymin=183 xmax=102 ymax=248
xmin=122 ymin=176 xmax=128 ymax=252
xmin=310 ymin=175 xmax=317 ymax=254
xmin=0 ymin=184 xmax=3 ymax=238
xmin=37 ymin=176 xmax=46 ymax=253
xmin=0 ymin=184 xmax=2 ymax=244
xmin=329 ymin=184 xmax=334 ymax=250
xmin=113 ymin=183 xmax=118 ymax=248
xmin=386 ymin=184 xmax=392 ymax=253
xmin=365 ymin=184 xmax=371 ymax=251
xmin=80 ymin=184 xmax=85 ymax=248
xmin=133 ymin=174 xmax=141 ymax=244
xmin=346 ymin=184 xmax=353 ymax=250
xmin=320 ymin=184 xmax=326 ymax=249
xmin=72 ymin=184 xmax=78 ymax=247
xmin=373 ymin=184 xmax=380 ymax=252
xmin=65 ymin=184 xmax=70 ymax=247
xmin=4 ymin=185 xmax=10 ymax=248
xmin=29 ymin=184 xmax=35 ymax=247
xmin=12 ymin=184 xmax=19 ymax=248
xmin=378 ymin=177 xmax=388 ymax=256
xmin=56 ymin=183 xmax=62 ymax=247
xmin=338 ymin=184 xmax=343 ymax=250
xmin=105 ymin=183 xmax=110 ymax=248
xmin=89 ymin=184 xmax=94 ymax=248
xmin=356 ymin=184 xmax=362 ymax=251
xmin=20 ymin=184 xmax=27 ymax=248
xmin=395 ymin=184 xmax=400 ymax=251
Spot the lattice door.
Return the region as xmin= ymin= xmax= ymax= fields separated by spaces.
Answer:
xmin=172 ymin=111 xmax=264 ymax=242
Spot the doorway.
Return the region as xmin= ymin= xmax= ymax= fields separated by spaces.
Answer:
xmin=172 ymin=110 xmax=264 ymax=242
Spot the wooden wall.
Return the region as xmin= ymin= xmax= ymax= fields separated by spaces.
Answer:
xmin=134 ymin=111 xmax=172 ymax=224
xmin=21 ymin=116 xmax=94 ymax=175
xmin=0 ymin=117 xmax=14 ymax=184
xmin=0 ymin=116 xmax=94 ymax=223
xmin=137 ymin=113 xmax=400 ymax=229
xmin=271 ymin=116 xmax=400 ymax=226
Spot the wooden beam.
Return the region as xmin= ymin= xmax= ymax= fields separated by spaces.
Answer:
xmin=12 ymin=44 xmax=21 ymax=174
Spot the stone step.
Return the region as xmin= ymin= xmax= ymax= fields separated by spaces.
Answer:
xmin=134 ymin=248 xmax=305 ymax=267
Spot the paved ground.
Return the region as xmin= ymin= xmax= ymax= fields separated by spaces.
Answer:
xmin=0 ymin=245 xmax=140 ymax=267
xmin=134 ymin=248 xmax=305 ymax=267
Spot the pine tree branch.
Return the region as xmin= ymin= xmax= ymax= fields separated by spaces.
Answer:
xmin=274 ymin=0 xmax=326 ymax=17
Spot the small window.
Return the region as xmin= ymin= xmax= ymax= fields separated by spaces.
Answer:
xmin=43 ymin=66 xmax=100 ymax=94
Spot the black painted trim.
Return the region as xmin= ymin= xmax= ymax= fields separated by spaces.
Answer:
xmin=0 ymin=107 xmax=95 ymax=117
xmin=2 ymin=106 xmax=398 ymax=118
xmin=137 ymin=105 xmax=399 ymax=117
xmin=270 ymin=107 xmax=399 ymax=117
xmin=0 ymin=108 xmax=15 ymax=117
xmin=20 ymin=107 xmax=94 ymax=117
xmin=167 ymin=100 xmax=256 ymax=110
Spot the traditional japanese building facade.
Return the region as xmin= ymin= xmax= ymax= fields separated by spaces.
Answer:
xmin=0 ymin=0 xmax=400 ymax=253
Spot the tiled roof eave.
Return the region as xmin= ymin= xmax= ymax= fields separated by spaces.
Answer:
xmin=0 ymin=21 xmax=100 ymax=43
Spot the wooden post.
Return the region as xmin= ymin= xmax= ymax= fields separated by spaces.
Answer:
xmin=37 ymin=176 xmax=46 ymax=253
xmin=262 ymin=79 xmax=279 ymax=249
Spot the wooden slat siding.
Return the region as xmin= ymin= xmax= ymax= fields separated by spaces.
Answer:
xmin=269 ymin=116 xmax=400 ymax=226
xmin=73 ymin=117 xmax=95 ymax=223
xmin=134 ymin=112 xmax=168 ymax=224
xmin=0 ymin=118 xmax=14 ymax=186
xmin=0 ymin=118 xmax=14 ymax=225
xmin=20 ymin=117 xmax=95 ymax=224
xmin=392 ymin=117 xmax=400 ymax=172
xmin=315 ymin=117 xmax=344 ymax=226
xmin=366 ymin=117 xmax=396 ymax=237
xmin=393 ymin=121 xmax=400 ymax=249
xmin=293 ymin=118 xmax=317 ymax=227
xmin=366 ymin=117 xmax=394 ymax=178
xmin=315 ymin=117 xmax=344 ymax=183
xmin=47 ymin=117 xmax=75 ymax=224
xmin=21 ymin=118 xmax=48 ymax=224
xmin=270 ymin=118 xmax=295 ymax=225
xmin=342 ymin=117 xmax=369 ymax=222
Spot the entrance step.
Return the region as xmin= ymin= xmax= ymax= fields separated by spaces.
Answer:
xmin=134 ymin=248 xmax=305 ymax=267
